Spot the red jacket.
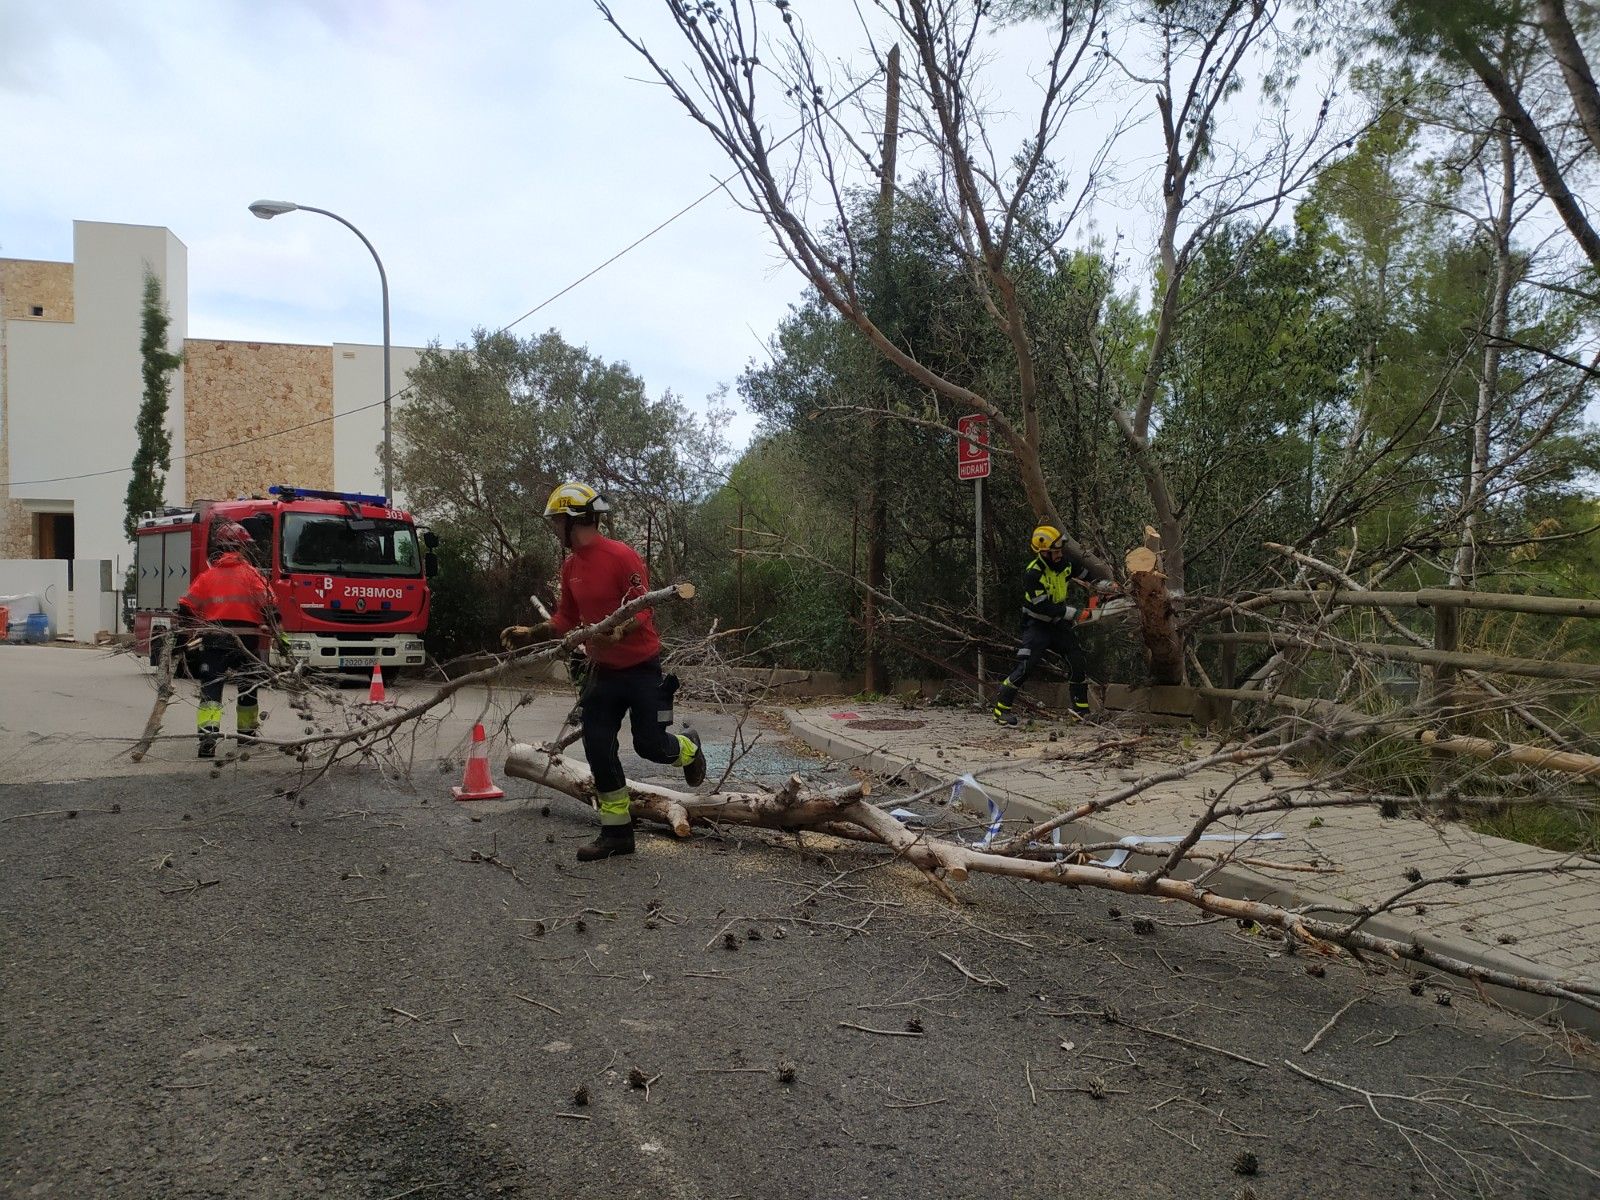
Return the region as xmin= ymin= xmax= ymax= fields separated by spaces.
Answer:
xmin=550 ymin=536 xmax=661 ymax=668
xmin=179 ymin=552 xmax=274 ymax=627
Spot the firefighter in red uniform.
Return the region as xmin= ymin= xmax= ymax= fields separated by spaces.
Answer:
xmin=177 ymin=521 xmax=277 ymax=759
xmin=501 ymin=482 xmax=707 ymax=861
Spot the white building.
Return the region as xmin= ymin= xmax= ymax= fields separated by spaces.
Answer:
xmin=1 ymin=220 xmax=422 ymax=638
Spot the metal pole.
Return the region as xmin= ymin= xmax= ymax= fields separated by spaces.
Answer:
xmin=862 ymin=44 xmax=901 ymax=696
xmin=975 ymin=475 xmax=985 ymax=695
xmin=290 ymin=205 xmax=392 ymax=499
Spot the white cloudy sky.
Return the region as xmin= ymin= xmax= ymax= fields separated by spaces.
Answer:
xmin=2 ymin=2 xmax=897 ymax=446
xmin=2 ymin=2 xmax=1354 ymax=453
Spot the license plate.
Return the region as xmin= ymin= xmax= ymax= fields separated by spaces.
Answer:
xmin=340 ymin=656 xmax=378 ymax=668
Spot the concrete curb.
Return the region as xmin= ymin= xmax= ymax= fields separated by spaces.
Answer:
xmin=784 ymin=708 xmax=1598 ymax=1035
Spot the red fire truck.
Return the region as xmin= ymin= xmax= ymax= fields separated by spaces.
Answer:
xmin=134 ymin=485 xmax=436 ymax=675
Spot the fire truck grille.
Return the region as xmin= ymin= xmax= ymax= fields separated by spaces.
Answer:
xmin=305 ymin=608 xmax=414 ymax=625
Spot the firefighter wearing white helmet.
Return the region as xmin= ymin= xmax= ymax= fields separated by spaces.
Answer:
xmin=991 ymin=523 xmax=1093 ymax=726
xmin=501 ymin=481 xmax=706 ymax=861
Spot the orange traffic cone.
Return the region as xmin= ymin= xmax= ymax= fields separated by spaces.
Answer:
xmin=367 ymin=662 xmax=387 ymax=704
xmin=452 ymin=723 xmax=505 ymax=801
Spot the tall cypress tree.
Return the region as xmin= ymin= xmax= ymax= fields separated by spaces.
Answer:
xmin=124 ymin=269 xmax=183 ymax=539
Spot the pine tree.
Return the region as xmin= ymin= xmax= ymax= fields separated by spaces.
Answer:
xmin=124 ymin=269 xmax=182 ymax=540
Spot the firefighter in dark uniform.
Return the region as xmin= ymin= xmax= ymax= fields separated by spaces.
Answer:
xmin=992 ymin=524 xmax=1094 ymax=725
xmin=177 ymin=521 xmax=277 ymax=758
xmin=500 ymin=482 xmax=707 ymax=861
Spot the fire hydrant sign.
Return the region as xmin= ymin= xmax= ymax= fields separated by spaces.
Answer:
xmin=957 ymin=414 xmax=990 ymax=480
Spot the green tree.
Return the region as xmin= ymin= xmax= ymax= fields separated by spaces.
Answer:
xmin=1154 ymin=222 xmax=1363 ymax=596
xmin=1294 ymin=61 xmax=1600 ymax=595
xmin=1384 ymin=0 xmax=1600 ymax=271
xmin=393 ymin=327 xmax=725 ymax=649
xmin=123 ymin=269 xmax=182 ymax=540
xmin=713 ymin=183 xmax=1138 ymax=678
xmin=601 ymin=0 xmax=1357 ymax=684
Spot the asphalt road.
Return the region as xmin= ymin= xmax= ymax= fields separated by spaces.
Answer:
xmin=2 ymin=648 xmax=1598 ymax=1198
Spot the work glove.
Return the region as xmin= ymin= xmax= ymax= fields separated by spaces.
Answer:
xmin=594 ymin=617 xmax=637 ymax=645
xmin=1060 ymin=606 xmax=1079 ymax=623
xmin=501 ymin=621 xmax=554 ymax=652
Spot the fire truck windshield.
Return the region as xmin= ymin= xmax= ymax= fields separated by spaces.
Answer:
xmin=282 ymin=514 xmax=422 ymax=578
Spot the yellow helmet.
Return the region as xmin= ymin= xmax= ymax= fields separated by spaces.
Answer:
xmin=543 ymin=481 xmax=611 ymax=520
xmin=1031 ymin=524 xmax=1064 ymax=554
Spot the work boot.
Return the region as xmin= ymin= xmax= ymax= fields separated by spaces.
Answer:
xmin=197 ymin=729 xmax=220 ymax=759
xmin=577 ymin=821 xmax=635 ymax=862
xmin=993 ymin=701 xmax=1018 ymax=727
xmin=681 ymin=730 xmax=707 ymax=788
xmin=236 ymin=700 xmax=261 ymax=742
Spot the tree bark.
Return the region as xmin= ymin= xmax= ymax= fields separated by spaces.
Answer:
xmin=1451 ymin=26 xmax=1600 ymax=272
xmin=130 ymin=632 xmax=178 ymax=762
xmin=1538 ymin=0 xmax=1600 ymax=158
xmin=504 ymin=748 xmax=871 ymax=836
xmin=1126 ymin=536 xmax=1184 ymax=686
xmin=1200 ymin=630 xmax=1600 ymax=684
xmin=1417 ymin=728 xmax=1600 ymax=779
xmin=1450 ymin=125 xmax=1516 ymax=588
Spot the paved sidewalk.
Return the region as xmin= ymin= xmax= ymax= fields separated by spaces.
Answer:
xmin=786 ymin=700 xmax=1600 ymax=1031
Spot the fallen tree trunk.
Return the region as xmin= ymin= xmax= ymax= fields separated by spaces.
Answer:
xmin=1418 ymin=729 xmax=1600 ymax=780
xmin=505 ymin=745 xmax=872 ymax=838
xmin=502 ymin=742 xmax=1600 ymax=1016
xmin=1201 ymin=629 xmax=1600 ymax=684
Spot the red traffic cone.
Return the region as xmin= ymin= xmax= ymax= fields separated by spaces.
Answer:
xmin=367 ymin=662 xmax=387 ymax=704
xmin=452 ymin=723 xmax=505 ymax=801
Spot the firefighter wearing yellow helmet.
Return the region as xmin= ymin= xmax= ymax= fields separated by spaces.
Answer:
xmin=992 ymin=523 xmax=1093 ymax=725
xmin=501 ymin=481 xmax=706 ymax=862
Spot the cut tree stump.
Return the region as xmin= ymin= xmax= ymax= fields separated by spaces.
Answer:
xmin=1127 ymin=528 xmax=1183 ymax=686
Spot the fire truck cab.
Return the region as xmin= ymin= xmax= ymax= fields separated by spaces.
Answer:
xmin=134 ymin=486 xmax=435 ymax=674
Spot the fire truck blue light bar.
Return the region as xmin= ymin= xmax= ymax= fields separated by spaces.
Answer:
xmin=268 ymin=485 xmax=391 ymax=507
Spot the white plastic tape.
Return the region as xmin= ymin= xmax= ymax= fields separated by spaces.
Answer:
xmin=950 ymin=774 xmax=1004 ymax=848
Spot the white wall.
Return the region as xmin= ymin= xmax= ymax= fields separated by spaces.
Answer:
xmin=0 ymin=558 xmax=116 ymax=641
xmin=0 ymin=560 xmax=68 ymax=638
xmin=331 ymin=342 xmax=422 ymax=507
xmin=71 ymin=558 xmax=118 ymax=641
xmin=6 ymin=222 xmax=188 ymax=565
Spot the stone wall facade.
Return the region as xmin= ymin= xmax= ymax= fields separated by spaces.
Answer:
xmin=1 ymin=259 xmax=75 ymax=322
xmin=183 ymin=340 xmax=335 ymax=503
xmin=1 ymin=258 xmax=77 ymax=557
xmin=0 ymin=499 xmax=33 ymax=559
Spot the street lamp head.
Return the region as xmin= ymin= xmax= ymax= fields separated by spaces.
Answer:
xmin=246 ymin=196 xmax=394 ymax=498
xmin=248 ymin=199 xmax=299 ymax=220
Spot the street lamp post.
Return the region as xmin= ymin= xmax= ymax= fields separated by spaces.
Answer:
xmin=248 ymin=199 xmax=393 ymax=499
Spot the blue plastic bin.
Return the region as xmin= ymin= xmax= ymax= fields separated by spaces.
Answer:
xmin=23 ymin=612 xmax=50 ymax=643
